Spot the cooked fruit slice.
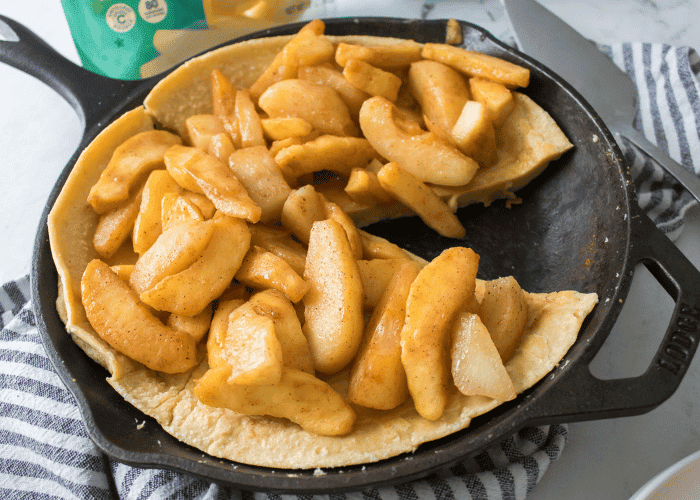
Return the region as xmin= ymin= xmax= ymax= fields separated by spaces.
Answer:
xmin=227 ymin=146 xmax=291 ymax=223
xmin=87 ymin=130 xmax=182 ymax=214
xmin=356 ymin=258 xmax=410 ymax=309
xmin=344 ymin=167 xmax=393 ymax=206
xmin=249 ymin=224 xmax=307 ymax=277
xmin=324 ymin=200 xmax=364 ymax=260
xmin=280 ymin=184 xmax=326 ymax=244
xmin=274 ymin=135 xmax=376 ymax=179
xmin=207 ymin=298 xmax=246 ymax=369
xmin=400 ymin=247 xmax=479 ymax=420
xmin=260 ymin=117 xmax=313 ymax=141
xmin=185 ymin=114 xmax=225 ymax=150
xmin=248 ymin=289 xmax=314 ymax=374
xmin=259 ymin=79 xmax=358 ymax=137
xmin=408 ymin=60 xmax=470 ymax=133
xmin=422 ymin=43 xmax=530 ymax=89
xmin=194 ymin=365 xmax=356 ymax=436
xmin=478 ymin=276 xmax=529 ymax=363
xmin=132 ymin=170 xmax=182 ymax=254
xmin=335 ymin=41 xmax=422 ymax=69
xmin=181 ymin=191 xmax=216 ymax=219
xmin=166 ymin=304 xmax=212 ymax=343
xmin=303 ymin=219 xmax=364 ymax=374
xmin=469 ymin=77 xmax=515 ymax=126
xmin=348 ymin=260 xmax=420 ymax=410
xmin=164 ymin=145 xmax=261 ymax=223
xmin=92 ymin=186 xmax=143 ymax=259
xmin=358 ymin=229 xmax=416 ymax=261
xmin=129 ymin=219 xmax=215 ymax=295
xmin=140 ymin=215 xmax=251 ymax=316
xmin=451 ymin=312 xmax=517 ymax=401
xmin=211 ymin=69 xmax=240 ymax=147
xmin=222 ymin=302 xmax=284 ymax=385
xmin=248 ymin=19 xmax=330 ymax=99
xmin=342 ymin=59 xmax=403 ymax=102
xmin=235 ymin=246 xmax=310 ymax=303
xmin=377 ymin=162 xmax=465 ymax=239
xmin=161 ymin=193 xmax=205 ymax=231
xmin=235 ymin=89 xmax=266 ymax=148
xmin=450 ymin=100 xmax=498 ymax=167
xmin=81 ymin=259 xmax=197 ymax=373
xmin=359 ymin=96 xmax=479 ymax=187
xmin=298 ymin=65 xmax=370 ymax=119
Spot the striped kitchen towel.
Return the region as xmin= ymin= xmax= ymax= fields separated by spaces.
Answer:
xmin=1 ymin=276 xmax=566 ymax=500
xmin=1 ymin=42 xmax=699 ymax=500
xmin=600 ymin=43 xmax=700 ymax=240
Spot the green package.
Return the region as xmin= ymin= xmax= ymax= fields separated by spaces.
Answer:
xmin=62 ymin=0 xmax=208 ymax=80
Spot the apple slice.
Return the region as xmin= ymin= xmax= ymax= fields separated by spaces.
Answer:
xmin=478 ymin=276 xmax=529 ymax=363
xmin=92 ymin=186 xmax=143 ymax=259
xmin=129 ymin=219 xmax=215 ymax=295
xmin=248 ymin=289 xmax=314 ymax=374
xmin=400 ymin=246 xmax=479 ymax=420
xmin=348 ymin=260 xmax=420 ymax=410
xmin=194 ymin=365 xmax=356 ymax=436
xmin=222 ymin=302 xmax=284 ymax=385
xmin=451 ymin=312 xmax=517 ymax=401
xmin=81 ymin=259 xmax=197 ymax=373
xmin=164 ymin=145 xmax=261 ymax=223
xmin=140 ymin=215 xmax=250 ymax=316
xmin=303 ymin=219 xmax=364 ymax=374
xmin=87 ymin=130 xmax=182 ymax=213
xmin=235 ymin=246 xmax=310 ymax=303
xmin=227 ymin=146 xmax=291 ymax=223
xmin=132 ymin=169 xmax=182 ymax=254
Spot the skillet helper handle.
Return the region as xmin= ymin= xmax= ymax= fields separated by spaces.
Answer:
xmin=0 ymin=15 xmax=143 ymax=129
xmin=524 ymin=210 xmax=700 ymax=425
xmin=616 ymin=123 xmax=700 ymax=204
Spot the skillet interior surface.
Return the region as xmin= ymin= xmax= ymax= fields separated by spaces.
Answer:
xmin=31 ymin=17 xmax=634 ymax=493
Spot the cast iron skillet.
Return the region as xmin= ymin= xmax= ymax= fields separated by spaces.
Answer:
xmin=3 ymin=15 xmax=700 ymax=494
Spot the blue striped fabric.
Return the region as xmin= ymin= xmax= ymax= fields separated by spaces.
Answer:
xmin=0 ymin=286 xmax=567 ymax=500
xmin=1 ymin=42 xmax=699 ymax=499
xmin=599 ymin=44 xmax=700 ymax=240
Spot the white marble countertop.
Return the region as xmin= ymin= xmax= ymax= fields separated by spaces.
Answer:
xmin=0 ymin=1 xmax=698 ymax=499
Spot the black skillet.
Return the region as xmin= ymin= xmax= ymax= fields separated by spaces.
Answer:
xmin=3 ymin=14 xmax=700 ymax=494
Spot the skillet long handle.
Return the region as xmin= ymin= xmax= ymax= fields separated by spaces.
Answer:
xmin=616 ymin=122 xmax=700 ymax=203
xmin=522 ymin=209 xmax=700 ymax=425
xmin=0 ymin=15 xmax=144 ymax=130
